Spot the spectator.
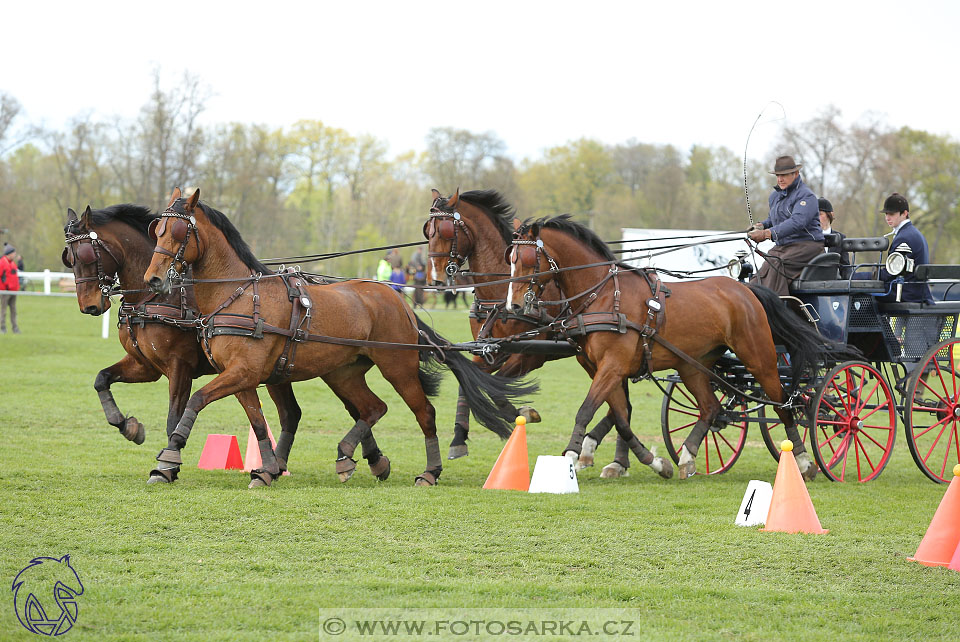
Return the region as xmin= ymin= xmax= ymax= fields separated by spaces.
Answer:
xmin=748 ymin=155 xmax=824 ymax=295
xmin=407 ymin=247 xmax=427 ymax=307
xmin=388 ymin=249 xmax=406 ymax=292
xmin=0 ymin=245 xmax=20 ymax=333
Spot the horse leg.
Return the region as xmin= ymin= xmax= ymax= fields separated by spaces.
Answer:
xmin=324 ymin=368 xmax=390 ymax=482
xmin=585 ymin=380 xmax=633 ymax=472
xmin=377 ymin=356 xmax=441 ymax=486
xmin=148 ymin=369 xmax=263 ymax=485
xmin=676 ymin=367 xmax=722 ymax=480
xmin=229 ymin=388 xmax=283 ymax=488
xmin=562 ymin=363 xmax=626 ymax=464
xmin=605 ymin=380 xmax=673 ymax=479
xmin=93 ymin=354 xmax=161 ymax=444
xmin=448 ymin=386 xmax=471 ymax=460
xmin=265 ymin=382 xmax=301 ymax=474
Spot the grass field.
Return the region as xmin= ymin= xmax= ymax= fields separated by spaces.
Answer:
xmin=1 ymin=296 xmax=959 ymax=641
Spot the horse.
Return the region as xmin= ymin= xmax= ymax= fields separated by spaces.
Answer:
xmin=143 ymin=187 xmax=537 ymax=487
xmin=505 ymin=215 xmax=853 ymax=480
xmin=424 ymin=189 xmax=636 ymax=476
xmin=62 ymin=204 xmax=302 ymax=483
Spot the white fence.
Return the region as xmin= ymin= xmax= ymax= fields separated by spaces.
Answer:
xmin=10 ymin=269 xmax=111 ymax=339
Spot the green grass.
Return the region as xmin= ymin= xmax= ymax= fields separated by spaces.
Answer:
xmin=1 ymin=297 xmax=959 ymax=641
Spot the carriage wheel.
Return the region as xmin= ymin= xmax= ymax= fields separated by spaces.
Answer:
xmin=661 ymin=379 xmax=747 ymax=475
xmin=904 ymin=338 xmax=960 ymax=484
xmin=808 ymin=361 xmax=896 ymax=482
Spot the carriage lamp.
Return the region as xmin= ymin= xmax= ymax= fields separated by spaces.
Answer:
xmin=884 ymin=251 xmax=914 ymax=277
xmin=727 ymin=250 xmax=754 ymax=282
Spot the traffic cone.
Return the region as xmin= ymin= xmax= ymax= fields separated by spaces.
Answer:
xmin=908 ymin=464 xmax=960 ymax=567
xmin=759 ymin=440 xmax=828 ymax=534
xmin=197 ymin=434 xmax=244 ymax=470
xmin=243 ymin=422 xmax=290 ymax=475
xmin=482 ymin=416 xmax=530 ymax=491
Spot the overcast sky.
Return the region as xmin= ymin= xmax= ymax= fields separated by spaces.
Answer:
xmin=4 ymin=0 xmax=959 ymax=163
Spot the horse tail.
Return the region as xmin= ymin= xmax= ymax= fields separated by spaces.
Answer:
xmin=745 ymin=283 xmax=861 ymax=392
xmin=416 ymin=317 xmax=539 ymax=438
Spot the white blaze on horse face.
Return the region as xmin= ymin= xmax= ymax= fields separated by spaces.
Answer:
xmin=430 ymin=259 xmax=439 ymax=285
xmin=506 ymin=251 xmax=516 ymax=311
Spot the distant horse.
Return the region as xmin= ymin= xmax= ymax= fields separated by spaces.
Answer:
xmin=62 ymin=205 xmax=301 ymax=482
xmin=425 ymin=189 xmax=635 ymax=475
xmin=144 ymin=188 xmax=536 ymax=487
xmin=506 ymin=216 xmax=852 ymax=480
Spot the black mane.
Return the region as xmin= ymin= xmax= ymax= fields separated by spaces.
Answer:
xmin=438 ymin=190 xmax=516 ymax=244
xmin=168 ymin=199 xmax=273 ymax=275
xmin=66 ymin=204 xmax=157 ymax=237
xmin=528 ymin=214 xmax=620 ymax=263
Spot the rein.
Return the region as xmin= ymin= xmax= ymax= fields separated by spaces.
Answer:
xmin=422 ymin=197 xmax=475 ymax=284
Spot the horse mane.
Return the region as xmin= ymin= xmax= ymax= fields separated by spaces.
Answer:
xmin=528 ymin=214 xmax=629 ymax=268
xmin=176 ymin=201 xmax=275 ymax=275
xmin=67 ymin=204 xmax=157 ymax=237
xmin=440 ymin=190 xmax=516 ymax=244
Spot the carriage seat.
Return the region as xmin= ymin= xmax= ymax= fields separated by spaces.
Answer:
xmin=878 ymin=265 xmax=960 ymax=314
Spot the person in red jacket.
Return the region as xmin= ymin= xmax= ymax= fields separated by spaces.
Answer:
xmin=0 ymin=245 xmax=20 ymax=334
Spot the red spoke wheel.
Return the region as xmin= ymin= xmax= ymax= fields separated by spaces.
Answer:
xmin=808 ymin=361 xmax=896 ymax=482
xmin=661 ymin=379 xmax=746 ymax=475
xmin=904 ymin=339 xmax=960 ymax=484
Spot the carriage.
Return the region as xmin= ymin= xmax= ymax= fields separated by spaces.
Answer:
xmin=643 ymin=233 xmax=960 ymax=483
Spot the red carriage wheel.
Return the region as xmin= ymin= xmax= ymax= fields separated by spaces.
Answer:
xmin=808 ymin=361 xmax=896 ymax=482
xmin=661 ymin=379 xmax=747 ymax=475
xmin=904 ymin=339 xmax=960 ymax=484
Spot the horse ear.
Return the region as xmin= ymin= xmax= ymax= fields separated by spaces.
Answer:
xmin=80 ymin=205 xmax=92 ymax=226
xmin=431 ymin=188 xmax=441 ymax=201
xmin=447 ymin=187 xmax=460 ymax=208
xmin=67 ymin=208 xmax=78 ymax=222
xmin=167 ymin=187 xmax=182 ymax=207
xmin=187 ymin=188 xmax=200 ymax=211
xmin=513 ymin=218 xmax=522 ymax=231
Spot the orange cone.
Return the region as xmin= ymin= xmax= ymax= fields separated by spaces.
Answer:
xmin=760 ymin=440 xmax=828 ymax=534
xmin=243 ymin=422 xmax=290 ymax=475
xmin=482 ymin=416 xmax=530 ymax=491
xmin=908 ymin=464 xmax=960 ymax=567
xmin=197 ymin=434 xmax=244 ymax=470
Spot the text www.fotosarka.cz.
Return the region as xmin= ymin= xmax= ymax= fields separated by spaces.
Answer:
xmin=319 ymin=609 xmax=642 ymax=639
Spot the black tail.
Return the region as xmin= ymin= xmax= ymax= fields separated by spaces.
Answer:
xmin=416 ymin=318 xmax=539 ymax=438
xmin=746 ymin=283 xmax=861 ymax=392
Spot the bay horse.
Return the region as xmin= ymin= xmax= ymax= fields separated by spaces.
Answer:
xmin=425 ymin=189 xmax=636 ymax=475
xmin=144 ymin=188 xmax=536 ymax=487
xmin=62 ymin=205 xmax=301 ymax=482
xmin=506 ymin=216 xmax=851 ymax=480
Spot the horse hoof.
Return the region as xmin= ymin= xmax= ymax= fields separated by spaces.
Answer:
xmin=797 ymin=453 xmax=818 ymax=482
xmin=447 ymin=444 xmax=468 ymax=460
xmin=146 ymin=474 xmax=169 ymax=485
xmin=123 ymin=417 xmax=146 ymax=445
xmin=414 ymin=471 xmax=438 ymax=486
xmin=369 ymin=455 xmax=391 ymax=481
xmin=576 ymin=456 xmax=594 ymax=471
xmin=678 ymin=461 xmax=697 ymax=480
xmin=563 ymin=450 xmax=579 ymax=466
xmin=336 ymin=457 xmax=357 ymax=483
xmin=146 ymin=467 xmax=177 ymax=484
xmin=248 ymin=469 xmax=274 ymax=488
xmin=248 ymin=477 xmax=268 ymax=488
xmin=600 ymin=462 xmax=628 ymax=478
xmin=518 ymin=406 xmax=541 ymax=423
xmin=653 ymin=457 xmax=673 ymax=480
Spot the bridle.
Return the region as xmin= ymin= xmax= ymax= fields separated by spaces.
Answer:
xmin=149 ymin=201 xmax=199 ymax=283
xmin=505 ymin=227 xmax=560 ymax=315
xmin=62 ymin=226 xmax=121 ymax=307
xmin=422 ymin=197 xmax=475 ymax=285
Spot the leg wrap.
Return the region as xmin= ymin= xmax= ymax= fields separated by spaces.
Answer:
xmin=276 ymin=431 xmax=295 ymax=463
xmin=171 ymin=408 xmax=198 ymax=449
xmin=454 ymin=389 xmax=471 ymax=432
xmin=98 ymin=389 xmax=124 ymax=426
xmin=682 ymin=422 xmax=710 ymax=457
xmin=337 ymin=421 xmax=370 ymax=460
xmin=626 ymin=435 xmax=654 ymax=465
xmin=425 ymin=436 xmax=442 ymax=471
xmin=563 ymin=426 xmax=587 ymax=455
xmin=360 ymin=430 xmax=381 ymax=461
xmin=586 ymin=415 xmax=615 ymax=443
xmin=493 ymin=395 xmax=519 ymax=423
xmin=257 ymin=438 xmax=279 ymax=475
xmin=613 ymin=435 xmax=631 ymax=468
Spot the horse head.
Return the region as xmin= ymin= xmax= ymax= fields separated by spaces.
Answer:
xmin=423 ymin=187 xmax=475 ymax=286
xmin=145 ymin=187 xmax=204 ymax=294
xmin=505 ymin=220 xmax=558 ymax=314
xmin=62 ymin=205 xmax=121 ymax=315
